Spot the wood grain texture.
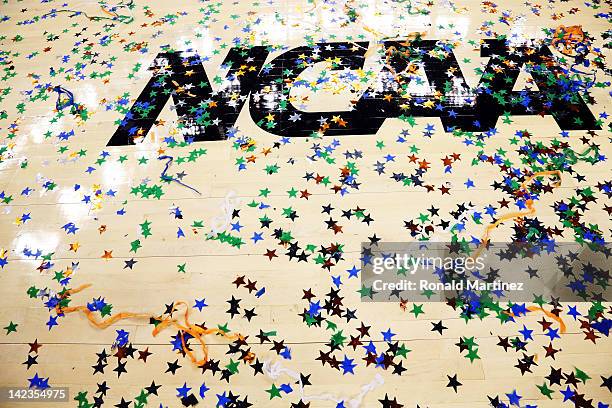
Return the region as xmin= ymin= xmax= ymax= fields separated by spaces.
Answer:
xmin=0 ymin=0 xmax=610 ymax=407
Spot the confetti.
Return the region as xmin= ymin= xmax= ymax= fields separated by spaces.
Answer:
xmin=0 ymin=0 xmax=610 ymax=407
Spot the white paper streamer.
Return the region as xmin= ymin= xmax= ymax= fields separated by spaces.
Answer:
xmin=208 ymin=191 xmax=240 ymax=237
xmin=263 ymin=359 xmax=384 ymax=407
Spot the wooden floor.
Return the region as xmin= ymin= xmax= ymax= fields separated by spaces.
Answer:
xmin=0 ymin=0 xmax=610 ymax=407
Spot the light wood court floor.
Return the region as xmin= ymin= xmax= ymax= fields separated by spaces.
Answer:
xmin=0 ymin=0 xmax=610 ymax=407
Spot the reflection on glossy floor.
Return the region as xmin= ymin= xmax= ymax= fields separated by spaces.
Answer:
xmin=0 ymin=0 xmax=611 ymax=407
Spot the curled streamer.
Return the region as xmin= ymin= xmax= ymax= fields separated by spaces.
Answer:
xmin=208 ymin=191 xmax=240 ymax=236
xmin=503 ymin=306 xmax=567 ymax=333
xmin=471 ymin=170 xmax=562 ymax=260
xmin=551 ymin=25 xmax=611 ymax=83
xmin=42 ymin=0 xmax=134 ymax=24
xmin=263 ymin=360 xmax=384 ymax=407
xmin=53 ymin=86 xmax=83 ymax=113
xmin=158 ymin=155 xmax=202 ymax=195
xmin=54 ymin=284 xmax=249 ymax=366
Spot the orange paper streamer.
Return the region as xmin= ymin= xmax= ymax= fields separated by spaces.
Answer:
xmin=474 ymin=170 xmax=567 ymax=334
xmin=472 ymin=170 xmax=562 ymax=259
xmin=504 ymin=306 xmax=567 ymax=334
xmin=55 ymin=284 xmax=253 ymax=366
xmin=551 ymin=25 xmax=586 ymax=56
xmin=100 ymin=5 xmax=117 ymax=18
xmin=527 ymin=306 xmax=567 ymax=333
